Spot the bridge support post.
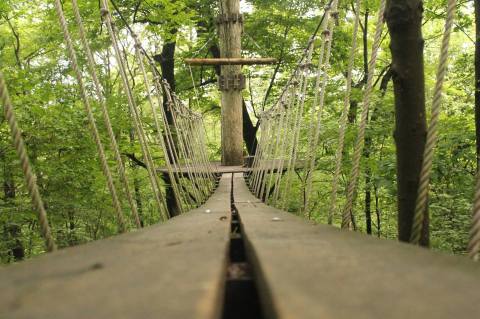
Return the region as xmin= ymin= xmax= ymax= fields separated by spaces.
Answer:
xmin=218 ymin=0 xmax=244 ymax=166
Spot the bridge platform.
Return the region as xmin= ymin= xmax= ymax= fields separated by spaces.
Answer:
xmin=1 ymin=173 xmax=479 ymax=318
xmin=156 ymin=160 xmax=305 ymax=176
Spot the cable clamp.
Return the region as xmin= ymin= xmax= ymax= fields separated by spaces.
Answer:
xmin=218 ymin=73 xmax=246 ymax=91
xmin=216 ymin=13 xmax=244 ymax=25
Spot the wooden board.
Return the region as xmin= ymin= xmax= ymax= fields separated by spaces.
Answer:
xmin=157 ymin=163 xmax=249 ymax=176
xmin=185 ymin=58 xmax=277 ymax=66
xmin=156 ymin=160 xmax=303 ymax=176
xmin=0 ymin=175 xmax=233 ymax=319
xmin=232 ymin=173 xmax=480 ymax=319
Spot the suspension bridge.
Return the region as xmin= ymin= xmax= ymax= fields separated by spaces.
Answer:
xmin=1 ymin=0 xmax=480 ymax=318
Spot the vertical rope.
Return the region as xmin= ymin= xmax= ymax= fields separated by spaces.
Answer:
xmin=71 ymin=0 xmax=141 ymax=228
xmin=0 ymin=72 xmax=57 ymax=252
xmin=328 ymin=0 xmax=361 ymax=225
xmin=271 ymin=89 xmax=296 ymax=205
xmin=54 ymin=0 xmax=127 ymax=233
xmin=304 ymin=0 xmax=339 ymax=215
xmin=164 ymin=85 xmax=204 ymax=204
xmin=100 ymin=0 xmax=169 ymax=221
xmin=266 ymin=101 xmax=289 ymax=204
xmin=151 ymin=71 xmax=192 ymax=208
xmin=133 ymin=35 xmax=185 ymax=214
xmin=281 ymin=43 xmax=315 ymax=210
xmin=341 ymin=0 xmax=386 ymax=229
xmin=411 ymin=0 xmax=456 ymax=244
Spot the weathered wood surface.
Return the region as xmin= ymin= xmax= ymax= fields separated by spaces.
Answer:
xmin=157 ymin=160 xmax=303 ymax=176
xmin=233 ymin=173 xmax=480 ymax=319
xmin=0 ymin=176 xmax=233 ymax=319
xmin=3 ymin=173 xmax=480 ymax=319
xmin=185 ymin=58 xmax=277 ymax=66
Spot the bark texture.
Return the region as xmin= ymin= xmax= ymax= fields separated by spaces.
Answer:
xmin=386 ymin=0 xmax=429 ymax=245
xmin=219 ymin=0 xmax=244 ymax=165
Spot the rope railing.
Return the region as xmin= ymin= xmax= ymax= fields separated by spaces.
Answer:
xmin=71 ymin=0 xmax=142 ymax=228
xmin=54 ymin=0 xmax=127 ymax=232
xmin=54 ymin=0 xmax=217 ymax=228
xmin=248 ymin=0 xmax=385 ymax=228
xmin=248 ymin=0 xmax=472 ymax=261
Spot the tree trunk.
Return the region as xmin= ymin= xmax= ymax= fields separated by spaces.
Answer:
xmin=218 ymin=0 xmax=244 ymax=165
xmin=163 ymin=173 xmax=181 ymax=217
xmin=364 ymin=138 xmax=373 ymax=235
xmin=129 ymin=129 xmax=144 ymax=227
xmin=242 ymin=100 xmax=258 ymax=155
xmin=154 ymin=41 xmax=176 ymax=126
xmin=386 ymin=0 xmax=429 ymax=246
xmin=154 ymin=41 xmax=183 ymax=215
xmin=210 ymin=44 xmax=258 ymax=156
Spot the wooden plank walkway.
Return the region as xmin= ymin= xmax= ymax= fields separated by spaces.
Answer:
xmin=232 ymin=173 xmax=480 ymax=319
xmin=0 ymin=175 xmax=232 ymax=319
xmin=2 ymin=172 xmax=480 ymax=318
xmin=156 ymin=160 xmax=304 ymax=176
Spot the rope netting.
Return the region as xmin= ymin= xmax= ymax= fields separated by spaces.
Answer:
xmin=0 ymin=0 xmax=218 ymax=251
xmin=247 ymin=0 xmax=477 ymax=259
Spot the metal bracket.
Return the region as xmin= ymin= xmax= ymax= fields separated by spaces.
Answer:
xmin=218 ymin=74 xmax=246 ymax=91
xmin=216 ymin=13 xmax=244 ymax=25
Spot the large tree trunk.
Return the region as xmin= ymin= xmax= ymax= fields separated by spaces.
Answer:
xmin=475 ymin=0 xmax=480 ymax=169
xmin=218 ymin=0 xmax=244 ymax=165
xmin=210 ymin=44 xmax=258 ymax=155
xmin=154 ymin=41 xmax=177 ymax=126
xmin=386 ymin=0 xmax=429 ymax=246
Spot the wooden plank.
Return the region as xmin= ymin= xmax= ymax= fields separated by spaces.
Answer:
xmin=157 ymin=163 xmax=249 ymax=175
xmin=156 ymin=160 xmax=304 ymax=176
xmin=0 ymin=175 xmax=233 ymax=319
xmin=185 ymin=58 xmax=277 ymax=66
xmin=232 ymin=173 xmax=480 ymax=319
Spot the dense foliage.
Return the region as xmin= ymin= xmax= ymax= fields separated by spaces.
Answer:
xmin=0 ymin=0 xmax=476 ymax=263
